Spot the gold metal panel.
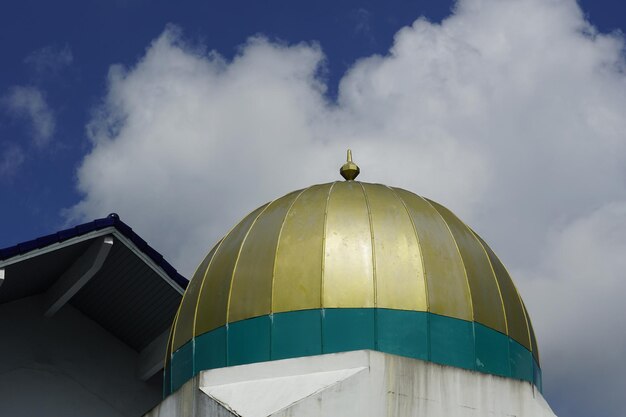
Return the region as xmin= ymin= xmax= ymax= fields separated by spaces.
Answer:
xmin=522 ymin=301 xmax=540 ymax=364
xmin=476 ymin=233 xmax=531 ymax=349
xmin=393 ymin=189 xmax=472 ymax=320
xmin=195 ymin=204 xmax=268 ymax=335
xmin=166 ymin=306 xmax=179 ymax=363
xmin=363 ymin=184 xmax=426 ymax=311
xmin=229 ymin=191 xmax=302 ymax=323
xmin=427 ymin=200 xmax=506 ymax=333
xmin=172 ymin=245 xmax=217 ymax=350
xmin=323 ymin=181 xmax=374 ymax=308
xmin=272 ymin=184 xmax=330 ymax=313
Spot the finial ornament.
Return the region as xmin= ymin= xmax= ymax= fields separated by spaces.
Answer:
xmin=340 ymin=149 xmax=360 ymax=181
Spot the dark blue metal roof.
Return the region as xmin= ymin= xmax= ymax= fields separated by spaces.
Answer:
xmin=0 ymin=213 xmax=188 ymax=290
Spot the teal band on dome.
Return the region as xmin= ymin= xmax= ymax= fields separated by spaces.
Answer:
xmin=165 ymin=308 xmax=541 ymax=397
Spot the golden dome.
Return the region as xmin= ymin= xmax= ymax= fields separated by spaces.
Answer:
xmin=164 ymin=153 xmax=541 ymax=396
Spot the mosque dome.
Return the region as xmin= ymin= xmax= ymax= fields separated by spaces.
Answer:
xmin=164 ymin=151 xmax=541 ymax=396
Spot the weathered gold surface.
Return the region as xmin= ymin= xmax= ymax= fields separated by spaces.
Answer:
xmin=172 ymin=245 xmax=216 ymax=351
xmin=229 ymin=191 xmax=302 ymax=323
xmin=323 ymin=181 xmax=374 ymax=307
xmin=394 ymin=189 xmax=472 ymax=320
xmin=476 ymin=233 xmax=531 ymax=349
xmin=428 ymin=200 xmax=507 ymax=333
xmin=195 ymin=204 xmax=268 ymax=335
xmin=171 ymin=178 xmax=538 ymax=360
xmin=523 ymin=300 xmax=540 ymax=363
xmin=164 ymin=306 xmax=178 ymax=368
xmin=272 ymin=184 xmax=329 ymax=312
xmin=363 ymin=183 xmax=426 ymax=311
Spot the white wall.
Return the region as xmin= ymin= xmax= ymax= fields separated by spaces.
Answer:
xmin=146 ymin=350 xmax=557 ymax=417
xmin=0 ymin=295 xmax=162 ymax=417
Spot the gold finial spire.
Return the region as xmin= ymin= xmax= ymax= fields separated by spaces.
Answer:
xmin=340 ymin=149 xmax=360 ymax=181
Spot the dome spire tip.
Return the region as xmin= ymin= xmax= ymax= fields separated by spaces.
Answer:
xmin=340 ymin=149 xmax=360 ymax=181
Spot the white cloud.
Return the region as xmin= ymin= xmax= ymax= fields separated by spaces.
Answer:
xmin=24 ymin=44 xmax=73 ymax=75
xmin=519 ymin=202 xmax=626 ymax=414
xmin=2 ymin=86 xmax=55 ymax=147
xmin=69 ymin=1 xmax=626 ymax=415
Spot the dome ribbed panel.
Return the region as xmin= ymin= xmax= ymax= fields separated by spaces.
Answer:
xmin=272 ymin=184 xmax=329 ymax=313
xmin=362 ymin=183 xmax=426 ymax=311
xmin=172 ymin=244 xmax=218 ymax=351
xmin=523 ymin=301 xmax=540 ymax=364
xmin=229 ymin=191 xmax=302 ymax=323
xmin=323 ymin=181 xmax=374 ymax=308
xmin=164 ymin=305 xmax=178 ymax=368
xmin=475 ymin=233 xmax=531 ymax=350
xmin=393 ymin=188 xmax=472 ymax=321
xmin=195 ymin=204 xmax=268 ymax=335
xmin=426 ymin=199 xmax=507 ymax=334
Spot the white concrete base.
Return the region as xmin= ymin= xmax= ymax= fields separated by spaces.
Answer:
xmin=146 ymin=350 xmax=557 ymax=417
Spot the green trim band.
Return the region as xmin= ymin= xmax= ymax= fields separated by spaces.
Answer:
xmin=165 ymin=308 xmax=541 ymax=397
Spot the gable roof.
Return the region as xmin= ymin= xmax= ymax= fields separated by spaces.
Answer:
xmin=0 ymin=213 xmax=187 ymax=290
xmin=0 ymin=214 xmax=187 ymax=361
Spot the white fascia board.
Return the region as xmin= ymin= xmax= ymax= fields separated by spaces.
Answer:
xmin=0 ymin=226 xmax=185 ymax=295
xmin=0 ymin=227 xmax=117 ymax=268
xmin=110 ymin=231 xmax=185 ymax=294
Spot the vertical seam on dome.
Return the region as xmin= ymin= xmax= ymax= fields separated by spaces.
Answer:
xmin=493 ymin=244 xmax=533 ymax=352
xmin=520 ymin=298 xmax=540 ymax=385
xmin=421 ymin=197 xmax=475 ymax=322
xmin=169 ymin=288 xmax=188 ymax=354
xmin=172 ymin=243 xmax=216 ymax=358
xmin=189 ymin=244 xmax=220 ymax=377
xmin=166 ymin=303 xmax=181 ymax=361
xmin=165 ymin=302 xmax=182 ymax=391
xmin=358 ymin=182 xmax=377 ymax=308
xmin=320 ymin=182 xmax=336 ymax=354
xmin=182 ymin=249 xmax=213 ymax=378
xmin=171 ymin=260 xmax=204 ymax=351
xmin=191 ymin=205 xmax=268 ymax=370
xmin=271 ymin=186 xmax=310 ymax=313
xmin=386 ymin=186 xmax=430 ymax=313
xmin=465 ymin=226 xmax=511 ymax=377
xmin=359 ymin=182 xmax=378 ymax=351
xmin=192 ymin=239 xmax=225 ymax=338
xmin=225 ymin=202 xmax=274 ymax=326
xmin=388 ymin=186 xmax=432 ymax=361
xmin=320 ymin=182 xmax=336 ymax=310
xmin=519 ymin=297 xmax=537 ymax=363
xmin=467 ymin=227 xmax=509 ymax=335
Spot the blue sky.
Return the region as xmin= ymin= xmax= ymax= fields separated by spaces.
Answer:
xmin=2 ymin=0 xmax=621 ymax=246
xmin=2 ymin=1 xmax=626 ymax=416
xmin=1 ymin=0 xmax=454 ymax=243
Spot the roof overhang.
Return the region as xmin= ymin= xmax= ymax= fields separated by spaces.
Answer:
xmin=0 ymin=226 xmax=184 ymax=295
xmin=0 ymin=215 xmax=187 ymax=381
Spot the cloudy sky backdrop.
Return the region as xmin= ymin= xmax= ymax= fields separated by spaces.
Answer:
xmin=1 ymin=0 xmax=625 ymax=415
